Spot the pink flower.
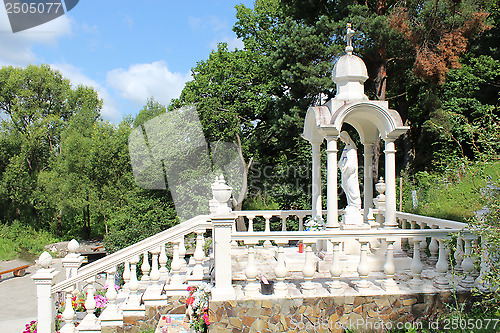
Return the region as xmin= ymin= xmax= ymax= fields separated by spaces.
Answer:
xmin=187 ymin=286 xmax=192 ymax=292
xmin=203 ymin=313 xmax=210 ymax=325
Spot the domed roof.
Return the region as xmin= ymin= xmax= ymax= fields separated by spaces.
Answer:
xmin=332 ymin=54 xmax=368 ymax=83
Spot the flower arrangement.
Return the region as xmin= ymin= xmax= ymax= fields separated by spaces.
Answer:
xmin=23 ymin=320 xmax=37 ymax=333
xmin=305 ymin=216 xmax=325 ymax=231
xmin=185 ymin=283 xmax=212 ymax=333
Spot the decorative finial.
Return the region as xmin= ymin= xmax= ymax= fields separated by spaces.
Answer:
xmin=345 ymin=23 xmax=355 ymax=55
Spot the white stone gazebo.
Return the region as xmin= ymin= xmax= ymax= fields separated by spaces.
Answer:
xmin=302 ymin=23 xmax=409 ymax=231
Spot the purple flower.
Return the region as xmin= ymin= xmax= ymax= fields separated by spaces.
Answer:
xmin=94 ymin=294 xmax=108 ymax=308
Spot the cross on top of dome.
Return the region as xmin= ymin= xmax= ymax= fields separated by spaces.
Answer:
xmin=345 ymin=23 xmax=355 ymax=55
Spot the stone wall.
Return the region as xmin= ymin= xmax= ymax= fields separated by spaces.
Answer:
xmin=207 ymin=292 xmax=467 ymax=333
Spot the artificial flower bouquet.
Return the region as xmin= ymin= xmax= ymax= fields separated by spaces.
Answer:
xmin=185 ymin=282 xmax=212 ymax=333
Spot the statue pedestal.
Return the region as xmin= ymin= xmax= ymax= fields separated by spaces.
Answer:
xmin=342 ymin=206 xmax=364 ymax=226
xmin=340 ymin=223 xmax=370 ymax=254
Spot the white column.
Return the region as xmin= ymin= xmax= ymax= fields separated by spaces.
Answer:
xmin=149 ymin=248 xmax=161 ymax=292
xmin=169 ymin=242 xmax=182 ymax=285
xmin=363 ymin=143 xmax=374 ymax=222
xmin=79 ymin=278 xmax=98 ymax=330
xmin=384 ymin=139 xmax=397 ymax=228
xmin=193 ymin=230 xmax=206 ymax=279
xmin=301 ymin=243 xmax=316 ymax=292
xmin=60 ymin=290 xmax=75 ymax=333
xmin=32 ymin=252 xmax=58 ymax=333
xmin=100 ymin=266 xmax=123 ymax=327
xmin=311 ymin=141 xmax=323 ymax=220
xmin=326 ymin=136 xmax=339 ymax=228
xmin=356 ymin=240 xmax=371 ymax=289
xmin=211 ymin=216 xmax=236 ymax=301
xmin=434 ymin=239 xmax=451 ymax=290
xmin=410 ymin=237 xmax=424 ymax=288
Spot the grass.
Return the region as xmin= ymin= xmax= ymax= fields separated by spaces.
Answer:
xmin=0 ymin=220 xmax=60 ymax=261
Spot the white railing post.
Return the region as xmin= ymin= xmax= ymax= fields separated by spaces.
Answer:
xmin=328 ymin=240 xmax=343 ymax=292
xmin=169 ymin=242 xmax=183 ymax=285
xmin=263 ymin=214 xmax=272 ymax=248
xmin=428 ymin=227 xmax=439 ymax=265
xmin=418 ymin=222 xmax=428 ymax=261
xmin=62 ymin=239 xmax=84 ymax=283
xmin=454 ymin=237 xmax=464 ymax=274
xmin=302 ymin=242 xmax=316 ymax=293
xmin=122 ymin=261 xmax=131 ymax=294
xmin=149 ymin=248 xmax=161 ymax=292
xmin=179 ymin=235 xmax=187 ymax=267
xmin=400 ymin=219 xmax=408 ymax=250
xmin=193 ymin=230 xmax=206 ymax=280
xmin=460 ymin=236 xmax=475 ymax=289
xmin=356 ymin=240 xmax=371 ymax=289
xmin=410 ymin=237 xmax=424 ymax=288
xmin=434 ymin=238 xmax=451 ymax=290
xmin=32 ymin=251 xmax=58 ymax=333
xmin=383 ymin=239 xmax=398 ymax=291
xmin=159 ymin=244 xmax=169 ymax=280
xmin=247 ymin=214 xmax=255 ymax=233
xmin=141 ymin=251 xmax=151 ymax=285
xmin=100 ymin=266 xmax=123 ymax=327
xmin=274 ymin=240 xmax=289 ymax=296
xmin=78 ymin=278 xmax=100 ymax=332
xmin=298 ymin=213 xmax=305 ymax=231
xmin=211 ymin=175 xmax=236 ymax=301
xmin=244 ymin=242 xmax=260 ymax=297
xmin=122 ymin=255 xmax=145 ymax=316
xmin=59 ymin=289 xmax=75 ymax=333
xmin=374 ymin=177 xmax=386 ymax=227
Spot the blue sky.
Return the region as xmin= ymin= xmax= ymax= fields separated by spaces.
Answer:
xmin=0 ymin=0 xmax=255 ymax=121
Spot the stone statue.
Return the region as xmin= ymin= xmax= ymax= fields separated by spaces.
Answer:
xmin=338 ymin=131 xmax=363 ymax=225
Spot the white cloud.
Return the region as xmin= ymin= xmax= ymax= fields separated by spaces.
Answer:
xmin=210 ymin=36 xmax=244 ymax=51
xmin=50 ymin=63 xmax=121 ymax=121
xmin=0 ymin=8 xmax=72 ymax=65
xmin=188 ymin=16 xmax=201 ymax=30
xmin=106 ymin=61 xmax=191 ymax=108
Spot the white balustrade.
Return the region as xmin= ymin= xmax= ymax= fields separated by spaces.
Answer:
xmin=149 ymin=248 xmax=161 ymax=292
xmin=159 ymin=244 xmax=168 ymax=278
xmin=193 ymin=230 xmax=206 ymax=279
xmin=274 ymin=240 xmax=289 ymax=296
xmin=105 ymin=267 xmax=118 ymax=312
xmin=59 ymin=290 xmax=75 ymax=333
xmin=410 ymin=237 xmax=424 ymax=288
xmin=78 ymin=278 xmax=98 ymax=330
xmin=127 ymin=256 xmax=141 ymax=306
xmin=356 ymin=240 xmax=371 ymax=289
xmin=383 ymin=239 xmax=398 ymax=291
xmin=329 ymin=240 xmax=343 ymax=291
xmin=460 ymin=236 xmax=475 ymax=289
xmin=169 ymin=242 xmax=183 ymax=285
xmin=434 ymin=238 xmax=451 ymax=290
xmin=244 ymin=243 xmax=260 ymax=297
xmin=302 ymin=243 xmax=316 ymax=292
xmin=454 ymin=237 xmax=464 ymax=274
xmin=141 ymin=251 xmax=151 ymax=284
xmin=179 ymin=236 xmax=187 ymax=267
xmin=122 ymin=261 xmax=131 ymax=293
xmin=428 ymin=226 xmax=439 ymax=265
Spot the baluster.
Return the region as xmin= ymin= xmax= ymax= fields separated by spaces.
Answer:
xmin=329 ymin=240 xmax=343 ymax=291
xmin=244 ymin=243 xmax=260 ymax=296
xmin=105 ymin=267 xmax=118 ymax=312
xmin=356 ymin=240 xmax=371 ymax=289
xmin=179 ymin=236 xmax=187 ymax=267
xmin=454 ymin=237 xmax=464 ymax=274
xmin=408 ymin=220 xmax=416 ymax=256
xmin=434 ymin=238 xmax=451 ymax=290
xmin=460 ymin=237 xmax=475 ymax=289
xmin=400 ymin=219 xmax=408 ymax=251
xmin=263 ymin=215 xmax=272 ymax=248
xmin=60 ymin=290 xmax=75 ymax=333
xmin=274 ymin=240 xmax=288 ymax=296
xmin=122 ymin=261 xmax=131 ymax=293
xmin=281 ymin=215 xmax=287 ymax=232
xmin=169 ymin=241 xmax=183 ymax=285
xmin=302 ymin=243 xmax=316 ymax=292
xmin=418 ymin=222 xmax=428 ymax=261
xmin=428 ymin=227 xmax=439 ymax=265
xmin=476 ymin=236 xmax=489 ymax=291
xmin=383 ymin=239 xmax=398 ymax=291
xmin=472 ymin=238 xmax=480 ymax=279
xmin=128 ymin=256 xmax=141 ymax=306
xmin=247 ymin=215 xmax=255 ymax=233
xmin=159 ymin=244 xmax=169 ymax=278
xmin=141 ymin=251 xmax=151 ymax=284
xmin=298 ymin=214 xmax=305 ymax=231
xmin=78 ymin=278 xmax=97 ymax=328
xmin=193 ymin=230 xmax=205 ymax=279
xmin=410 ymin=237 xmax=424 ymax=288
xmin=149 ymin=248 xmax=161 ymax=293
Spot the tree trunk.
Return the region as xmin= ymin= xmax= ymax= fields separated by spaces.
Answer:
xmin=233 ymin=133 xmax=252 ymax=232
xmin=371 ymin=45 xmax=387 ymax=186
